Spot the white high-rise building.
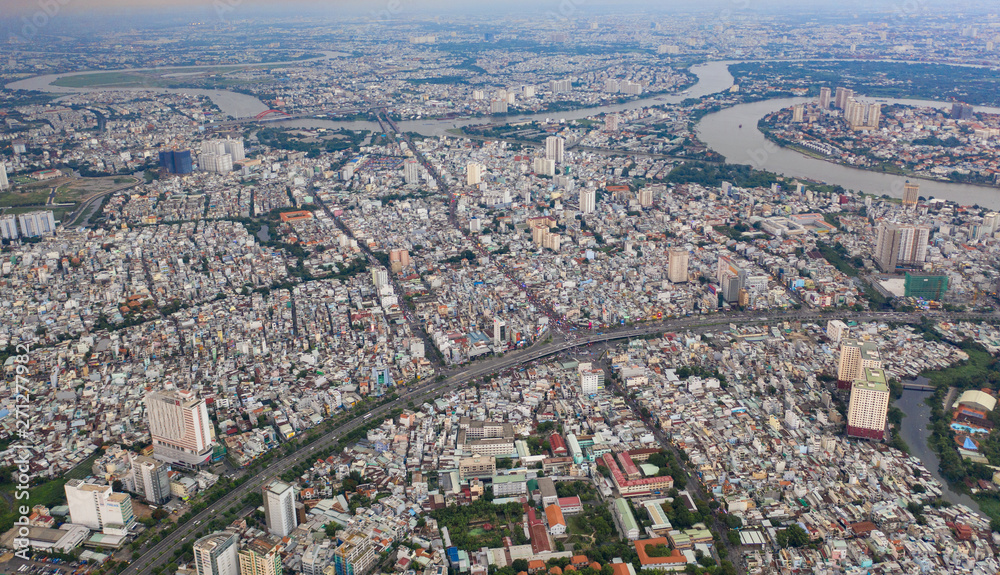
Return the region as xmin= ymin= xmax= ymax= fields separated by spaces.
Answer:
xmin=875 ymin=223 xmax=930 ymax=271
xmin=129 ymin=453 xmax=171 ymax=504
xmin=533 ymin=157 xmax=555 ymax=177
xmin=17 ymin=210 xmax=55 ymax=237
xmin=546 ymin=136 xmax=565 ymax=163
xmin=837 ymin=339 xmax=882 ymax=382
xmin=146 ymin=389 xmax=215 ymax=467
xmin=579 ymin=188 xmax=595 ymax=214
xmin=984 ymin=212 xmax=1000 ymax=235
xmin=64 ymin=479 xmax=136 ymax=536
xmin=847 ymin=367 xmax=890 ymax=440
xmin=0 ymin=215 xmax=17 ymax=240
xmin=403 ymin=159 xmax=419 ymax=184
xmin=493 ymin=318 xmax=506 ymax=347
xmin=263 ymin=479 xmax=297 ymax=538
xmin=202 ymin=141 xmax=227 ymax=156
xmin=826 ymin=320 xmax=848 ymax=345
xmin=0 ymin=161 xmax=9 ymax=190
xmin=467 ymin=163 xmax=483 ymax=185
xmin=581 ymin=370 xmax=603 ymax=394
xmin=223 ymin=139 xmax=245 ymax=162
xmin=668 ymin=249 xmax=689 ymax=283
xmin=195 ymin=531 xmax=240 ymax=575
xmin=201 ymin=153 xmax=234 ymax=173
xmin=372 ymin=268 xmax=389 ymax=289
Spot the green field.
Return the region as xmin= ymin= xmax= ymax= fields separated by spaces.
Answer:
xmin=0 ymin=189 xmax=49 ymax=207
xmin=922 ymin=349 xmax=996 ymax=389
xmin=52 ymin=62 xmax=307 ymax=89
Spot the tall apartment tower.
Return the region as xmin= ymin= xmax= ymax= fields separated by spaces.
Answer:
xmin=638 ymin=188 xmax=653 ymax=207
xmin=902 ymin=181 xmax=919 ymax=207
xmin=792 ymin=104 xmax=804 ymax=123
xmin=403 ymin=159 xmax=419 ymax=184
xmin=17 ymin=211 xmax=55 ymax=237
xmin=224 ymin=139 xmax=246 ymax=162
xmin=545 ymin=136 xmax=565 ymax=163
xmin=0 ymin=161 xmax=9 ymax=190
xmin=493 ymin=318 xmax=506 ymax=347
xmin=834 ymin=87 xmax=854 ymax=109
xmin=332 ymin=533 xmax=377 ymax=575
xmin=837 ymin=339 xmax=882 ymax=383
xmin=194 ymin=531 xmax=240 ymax=575
xmin=818 ymin=87 xmax=832 ymax=109
xmin=146 ymin=389 xmax=215 ymax=467
xmin=0 ymin=215 xmax=18 ymax=240
xmin=847 ymin=367 xmax=890 ymax=440
xmin=579 ymin=188 xmax=596 ymax=214
xmin=129 ymin=453 xmax=171 ymax=504
xmin=263 ymin=479 xmax=297 ymax=538
xmin=466 ymin=163 xmax=483 ymax=185
xmin=668 ymin=249 xmax=689 ymax=283
xmin=371 ymin=267 xmax=389 ymax=289
xmin=875 ymin=223 xmax=930 ymax=271
xmin=239 ymin=537 xmax=282 ymax=575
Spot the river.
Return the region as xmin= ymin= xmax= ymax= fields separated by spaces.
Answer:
xmin=696 ymin=97 xmax=1000 ymax=208
xmin=12 ymin=56 xmax=1000 ymax=208
xmin=896 ymin=383 xmax=981 ymax=511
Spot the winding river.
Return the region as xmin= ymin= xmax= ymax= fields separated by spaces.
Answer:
xmin=10 ymin=57 xmax=1000 ymax=209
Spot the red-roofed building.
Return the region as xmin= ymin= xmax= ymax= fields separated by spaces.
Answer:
xmin=545 ymin=504 xmax=566 ymax=535
xmin=601 ymin=453 xmax=673 ymax=497
xmin=635 ymin=537 xmax=688 ymax=571
xmin=617 ymin=451 xmax=641 ymax=480
xmin=550 ymin=433 xmax=568 ymax=456
xmin=558 ymin=496 xmax=583 ymax=514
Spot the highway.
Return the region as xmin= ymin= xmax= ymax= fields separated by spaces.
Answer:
xmin=121 ymin=308 xmax=994 ymax=575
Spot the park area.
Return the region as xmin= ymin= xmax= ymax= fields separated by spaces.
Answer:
xmin=0 ymin=175 xmax=137 ymax=224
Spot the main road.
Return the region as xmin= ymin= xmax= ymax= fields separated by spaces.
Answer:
xmin=121 ymin=308 xmax=994 ymax=575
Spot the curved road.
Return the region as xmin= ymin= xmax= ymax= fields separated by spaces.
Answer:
xmin=122 ymin=308 xmax=995 ymax=575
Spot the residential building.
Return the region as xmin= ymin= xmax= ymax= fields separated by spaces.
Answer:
xmin=263 ymin=479 xmax=297 ymax=538
xmin=17 ymin=211 xmax=55 ymax=237
xmin=403 ymin=159 xmax=419 ymax=185
xmin=668 ymin=249 xmax=689 ymax=283
xmin=0 ymin=161 xmax=8 ymax=190
xmin=580 ymin=188 xmax=596 ymax=214
xmin=546 ymin=136 xmax=565 ymax=163
xmin=467 ymin=163 xmax=483 ymax=186
xmin=238 ymin=537 xmax=282 ymax=575
xmin=332 ymin=533 xmax=377 ymax=575
xmin=0 ymin=215 xmax=17 ymax=240
xmin=875 ymin=223 xmax=930 ymax=271
xmin=902 ymin=181 xmax=920 ymax=207
xmin=837 ymin=339 xmax=882 ymax=383
xmin=129 ymin=454 xmax=171 ymax=504
xmin=194 ymin=531 xmax=240 ymax=575
xmin=847 ymin=367 xmax=890 ymax=440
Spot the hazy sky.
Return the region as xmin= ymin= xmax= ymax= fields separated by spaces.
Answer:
xmin=0 ymin=0 xmax=990 ymax=19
